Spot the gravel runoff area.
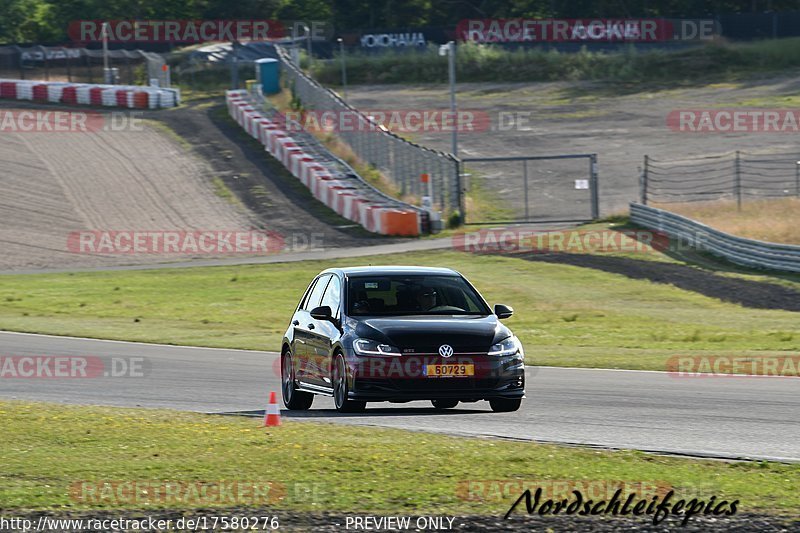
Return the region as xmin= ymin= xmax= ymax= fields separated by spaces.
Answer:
xmin=0 ymin=101 xmax=382 ymax=272
xmin=0 ymin=510 xmax=795 ymax=532
xmin=344 ymin=74 xmax=800 ymax=219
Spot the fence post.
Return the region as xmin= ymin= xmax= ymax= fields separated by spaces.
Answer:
xmin=17 ymin=47 xmax=24 ymax=80
xmin=437 ymin=157 xmax=446 ymax=211
xmin=394 ymin=144 xmax=406 ymax=195
xmin=734 ymin=150 xmax=742 ymax=211
xmin=455 ymin=158 xmax=464 ymax=224
xmin=590 ymin=154 xmax=599 ymax=219
xmin=230 ymin=41 xmax=239 ymax=90
xmin=641 ymin=155 xmax=649 ymax=205
xmin=41 ymin=46 xmax=49 ymax=81
xmin=522 ymin=159 xmax=530 ymax=220
xmin=398 ymin=142 xmax=406 ymax=197
xmin=796 ymin=160 xmax=800 ymax=198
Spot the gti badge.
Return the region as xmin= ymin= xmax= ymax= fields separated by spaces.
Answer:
xmin=438 ymin=344 xmax=454 ymax=358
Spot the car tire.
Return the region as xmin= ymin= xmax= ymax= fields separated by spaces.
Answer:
xmin=489 ymin=398 xmax=522 ymax=412
xmin=431 ymin=399 xmax=458 ymax=409
xmin=333 ymin=353 xmax=366 ymax=413
xmin=282 ymin=350 xmax=313 ymax=410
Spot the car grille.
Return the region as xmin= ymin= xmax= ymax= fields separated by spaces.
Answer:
xmin=389 ymin=377 xmax=499 ymax=392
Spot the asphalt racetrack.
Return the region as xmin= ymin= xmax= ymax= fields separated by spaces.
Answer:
xmin=0 ymin=331 xmax=797 ymax=463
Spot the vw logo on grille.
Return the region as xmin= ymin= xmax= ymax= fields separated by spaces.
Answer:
xmin=438 ymin=344 xmax=454 ymax=358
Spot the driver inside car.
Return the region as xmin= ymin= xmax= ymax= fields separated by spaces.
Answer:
xmin=414 ymin=286 xmax=438 ymax=312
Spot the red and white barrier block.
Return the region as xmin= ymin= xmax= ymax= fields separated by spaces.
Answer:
xmin=225 ymin=90 xmax=421 ymax=236
xmin=0 ymin=79 xmax=180 ymax=109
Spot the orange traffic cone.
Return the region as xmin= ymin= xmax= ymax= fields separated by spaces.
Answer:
xmin=263 ymin=391 xmax=281 ymax=427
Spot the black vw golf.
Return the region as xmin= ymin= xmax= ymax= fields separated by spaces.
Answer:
xmin=281 ymin=266 xmax=525 ymax=413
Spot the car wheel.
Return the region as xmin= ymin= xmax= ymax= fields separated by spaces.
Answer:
xmin=333 ymin=354 xmax=366 ymax=413
xmin=431 ymin=399 xmax=458 ymax=409
xmin=282 ymin=350 xmax=313 ymax=410
xmin=489 ymin=398 xmax=522 ymax=412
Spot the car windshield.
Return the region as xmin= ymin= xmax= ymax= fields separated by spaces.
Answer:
xmin=346 ymin=275 xmax=491 ymax=316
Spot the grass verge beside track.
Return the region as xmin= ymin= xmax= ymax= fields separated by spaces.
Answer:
xmin=1 ymin=401 xmax=798 ymax=515
xmin=653 ymin=199 xmax=800 ymax=245
xmin=0 ymin=250 xmax=799 ymax=372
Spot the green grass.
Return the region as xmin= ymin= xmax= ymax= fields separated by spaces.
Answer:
xmin=142 ymin=120 xmax=194 ymax=151
xmin=210 ymin=176 xmax=239 ymax=205
xmin=2 ymin=401 xmax=798 ymax=514
xmin=461 ymin=167 xmax=516 ymax=224
xmin=0 ymin=249 xmax=798 ymax=372
xmin=311 ymin=38 xmax=800 ymax=86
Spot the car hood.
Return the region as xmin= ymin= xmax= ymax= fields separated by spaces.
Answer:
xmin=353 ymin=315 xmax=511 ymax=352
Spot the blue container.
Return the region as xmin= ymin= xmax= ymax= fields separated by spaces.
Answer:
xmin=255 ymin=58 xmax=280 ymax=95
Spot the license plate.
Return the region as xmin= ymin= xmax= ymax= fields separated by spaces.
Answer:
xmin=424 ymin=364 xmax=474 ymax=378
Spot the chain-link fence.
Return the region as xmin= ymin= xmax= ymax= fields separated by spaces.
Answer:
xmin=641 ymin=150 xmax=800 ymax=206
xmin=461 ymin=154 xmax=598 ymax=224
xmin=248 ymin=84 xmax=425 ymax=212
xmin=0 ymin=45 xmax=167 ymax=86
xmin=276 ymin=45 xmax=461 ymax=215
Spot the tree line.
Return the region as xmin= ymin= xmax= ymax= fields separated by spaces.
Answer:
xmin=1 ymin=0 xmax=795 ymax=44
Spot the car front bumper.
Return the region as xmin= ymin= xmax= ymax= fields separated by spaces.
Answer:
xmin=346 ymin=352 xmax=526 ymax=402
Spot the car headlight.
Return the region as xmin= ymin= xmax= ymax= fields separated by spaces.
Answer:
xmin=353 ymin=338 xmax=401 ymax=356
xmin=488 ymin=336 xmax=522 ymax=357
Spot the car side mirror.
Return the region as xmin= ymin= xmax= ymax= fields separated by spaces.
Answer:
xmin=494 ymin=304 xmax=513 ymax=319
xmin=310 ymin=305 xmax=333 ymax=321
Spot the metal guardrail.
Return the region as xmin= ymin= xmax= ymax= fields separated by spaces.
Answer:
xmin=630 ymin=203 xmax=800 ymax=273
xmin=275 ymin=45 xmax=461 ymax=214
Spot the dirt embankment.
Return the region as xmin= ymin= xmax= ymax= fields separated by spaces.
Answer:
xmin=0 ymin=101 xmax=381 ymax=272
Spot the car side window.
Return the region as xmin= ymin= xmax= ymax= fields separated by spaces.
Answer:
xmin=303 ymin=274 xmax=331 ymax=311
xmin=298 ymin=278 xmax=318 ymax=311
xmin=320 ymin=275 xmax=341 ymax=317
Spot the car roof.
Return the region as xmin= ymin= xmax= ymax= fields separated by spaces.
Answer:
xmin=322 ymin=266 xmax=461 ymax=277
